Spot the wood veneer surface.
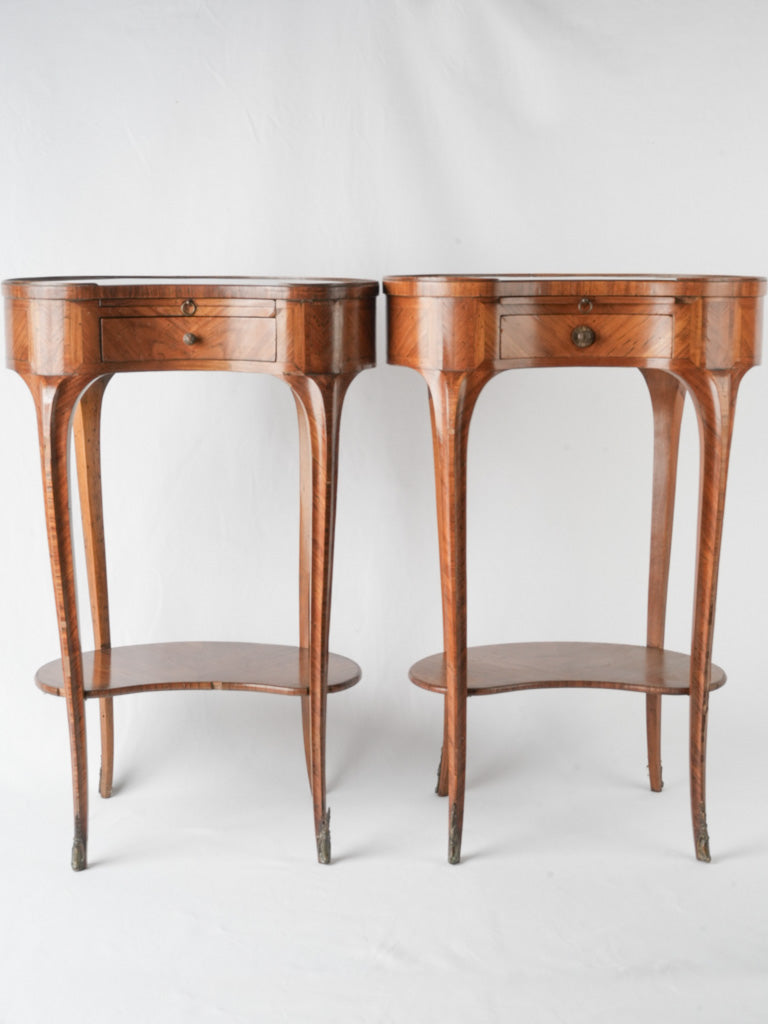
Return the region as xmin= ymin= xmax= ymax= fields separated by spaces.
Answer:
xmin=409 ymin=642 xmax=726 ymax=696
xmin=36 ymin=642 xmax=361 ymax=698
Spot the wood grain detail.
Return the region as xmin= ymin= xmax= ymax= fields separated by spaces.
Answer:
xmin=101 ymin=316 xmax=277 ymax=362
xmin=500 ymin=314 xmax=672 ymax=360
xmin=98 ymin=299 xmax=276 ymax=317
xmin=3 ymin=276 xmax=378 ymax=868
xmin=35 ymin=642 xmax=361 ymax=698
xmin=409 ymin=642 xmax=726 ymax=696
xmin=384 ymin=274 xmax=764 ymax=865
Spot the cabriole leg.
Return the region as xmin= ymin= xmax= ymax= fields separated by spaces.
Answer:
xmin=640 ymin=369 xmax=685 ymax=792
xmin=27 ymin=374 xmax=98 ymax=870
xmin=289 ymin=374 xmax=351 ymax=864
xmin=293 ymin=389 xmax=314 ymax=790
xmin=74 ymin=376 xmax=114 ymax=798
xmin=424 ymin=369 xmax=491 ymax=864
xmin=678 ymin=368 xmax=743 ymax=862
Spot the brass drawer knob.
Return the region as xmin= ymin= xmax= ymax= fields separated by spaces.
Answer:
xmin=183 ymin=332 xmax=199 ymax=346
xmin=578 ymin=297 xmax=593 ymax=312
xmin=180 ymin=299 xmax=197 ymax=315
xmin=571 ymin=325 xmax=596 ymax=349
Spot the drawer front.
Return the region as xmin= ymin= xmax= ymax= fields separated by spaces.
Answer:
xmin=101 ymin=316 xmax=277 ymax=363
xmin=500 ymin=313 xmax=672 ymax=360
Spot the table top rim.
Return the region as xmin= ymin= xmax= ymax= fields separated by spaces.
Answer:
xmin=2 ymin=276 xmax=380 ymax=300
xmin=383 ymin=274 xmax=767 ymax=297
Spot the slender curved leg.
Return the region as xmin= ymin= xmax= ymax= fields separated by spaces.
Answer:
xmin=640 ymin=370 xmax=686 ymax=792
xmin=293 ymin=391 xmax=314 ymax=790
xmin=74 ymin=376 xmax=114 ymax=798
xmin=288 ymin=374 xmax=351 ymax=864
xmin=423 ymin=369 xmax=492 ymax=863
xmin=676 ymin=367 xmax=744 ymax=862
xmin=433 ymin=417 xmax=449 ymax=800
xmin=25 ymin=373 xmax=99 ymax=870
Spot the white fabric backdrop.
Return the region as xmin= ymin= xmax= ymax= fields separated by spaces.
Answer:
xmin=1 ymin=1 xmax=767 ymax=1021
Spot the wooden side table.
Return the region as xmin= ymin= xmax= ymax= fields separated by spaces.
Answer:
xmin=385 ymin=274 xmax=765 ymax=864
xmin=3 ymin=276 xmax=377 ymax=869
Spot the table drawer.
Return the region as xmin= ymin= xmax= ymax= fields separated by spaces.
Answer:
xmin=101 ymin=315 xmax=277 ymax=363
xmin=500 ymin=313 xmax=672 ymax=360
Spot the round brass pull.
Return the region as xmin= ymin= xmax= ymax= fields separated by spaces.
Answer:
xmin=578 ymin=297 xmax=593 ymax=312
xmin=183 ymin=332 xmax=199 ymax=346
xmin=571 ymin=325 xmax=596 ymax=349
xmin=180 ymin=299 xmax=197 ymax=315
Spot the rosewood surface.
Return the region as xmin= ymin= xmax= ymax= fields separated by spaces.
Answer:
xmin=385 ymin=274 xmax=764 ymax=864
xmin=4 ymin=275 xmax=377 ymax=869
xmin=35 ymin=642 xmax=362 ymax=698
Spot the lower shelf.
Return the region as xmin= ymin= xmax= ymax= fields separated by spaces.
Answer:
xmin=409 ymin=642 xmax=726 ymax=696
xmin=35 ymin=642 xmax=361 ymax=698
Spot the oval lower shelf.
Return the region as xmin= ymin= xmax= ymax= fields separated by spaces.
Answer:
xmin=35 ymin=642 xmax=361 ymax=698
xmin=409 ymin=642 xmax=726 ymax=696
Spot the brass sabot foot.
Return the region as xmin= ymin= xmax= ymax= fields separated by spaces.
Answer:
xmin=316 ymin=808 xmax=331 ymax=865
xmin=71 ymin=837 xmax=87 ymax=872
xmin=448 ymin=802 xmax=461 ymax=865
xmin=695 ymin=803 xmax=711 ymax=862
xmin=696 ymin=829 xmax=712 ymax=863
